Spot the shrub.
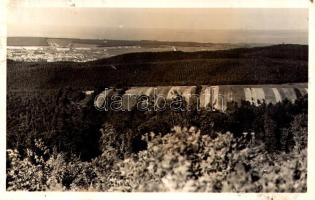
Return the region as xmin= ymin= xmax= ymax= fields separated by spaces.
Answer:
xmin=6 ymin=126 xmax=307 ymax=192
xmin=108 ymin=127 xmax=307 ymax=192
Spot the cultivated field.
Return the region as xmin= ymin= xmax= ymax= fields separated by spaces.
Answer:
xmin=94 ymin=83 xmax=308 ymax=111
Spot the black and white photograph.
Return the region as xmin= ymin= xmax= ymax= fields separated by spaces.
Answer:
xmin=2 ymin=0 xmax=314 ymax=197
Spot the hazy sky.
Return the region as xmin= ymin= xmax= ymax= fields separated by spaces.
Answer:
xmin=7 ymin=7 xmax=308 ymax=43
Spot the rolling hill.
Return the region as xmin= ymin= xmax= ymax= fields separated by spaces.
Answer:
xmin=7 ymin=44 xmax=308 ymax=90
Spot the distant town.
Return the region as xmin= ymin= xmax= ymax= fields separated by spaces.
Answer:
xmin=7 ymin=37 xmax=259 ymax=62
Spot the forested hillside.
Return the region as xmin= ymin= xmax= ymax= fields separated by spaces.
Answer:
xmin=7 ymin=44 xmax=307 ymax=90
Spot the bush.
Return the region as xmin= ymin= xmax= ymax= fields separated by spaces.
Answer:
xmin=290 ymin=114 xmax=308 ymax=151
xmin=108 ymin=127 xmax=306 ymax=192
xmin=6 ymin=138 xmax=119 ymax=191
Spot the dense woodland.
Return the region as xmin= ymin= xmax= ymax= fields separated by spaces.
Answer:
xmin=6 ymin=88 xmax=307 ymax=191
xmin=7 ymin=88 xmax=308 ymax=160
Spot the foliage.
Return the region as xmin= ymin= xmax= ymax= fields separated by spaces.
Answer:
xmin=109 ymin=127 xmax=307 ymax=192
xmin=7 ymin=126 xmax=307 ymax=192
xmin=7 ymin=86 xmax=308 ymax=162
xmin=7 ymin=88 xmax=103 ymax=160
xmin=7 ymin=138 xmax=66 ymax=191
xmin=6 ymin=84 xmax=308 ymax=192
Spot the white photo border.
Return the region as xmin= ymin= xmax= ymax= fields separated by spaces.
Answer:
xmin=1 ymin=1 xmax=314 ymax=200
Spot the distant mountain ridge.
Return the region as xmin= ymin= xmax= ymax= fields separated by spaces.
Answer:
xmin=90 ymin=44 xmax=307 ymax=64
xmin=7 ymin=36 xmax=262 ymax=48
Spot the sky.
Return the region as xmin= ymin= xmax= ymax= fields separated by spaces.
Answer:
xmin=7 ymin=7 xmax=308 ymax=44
